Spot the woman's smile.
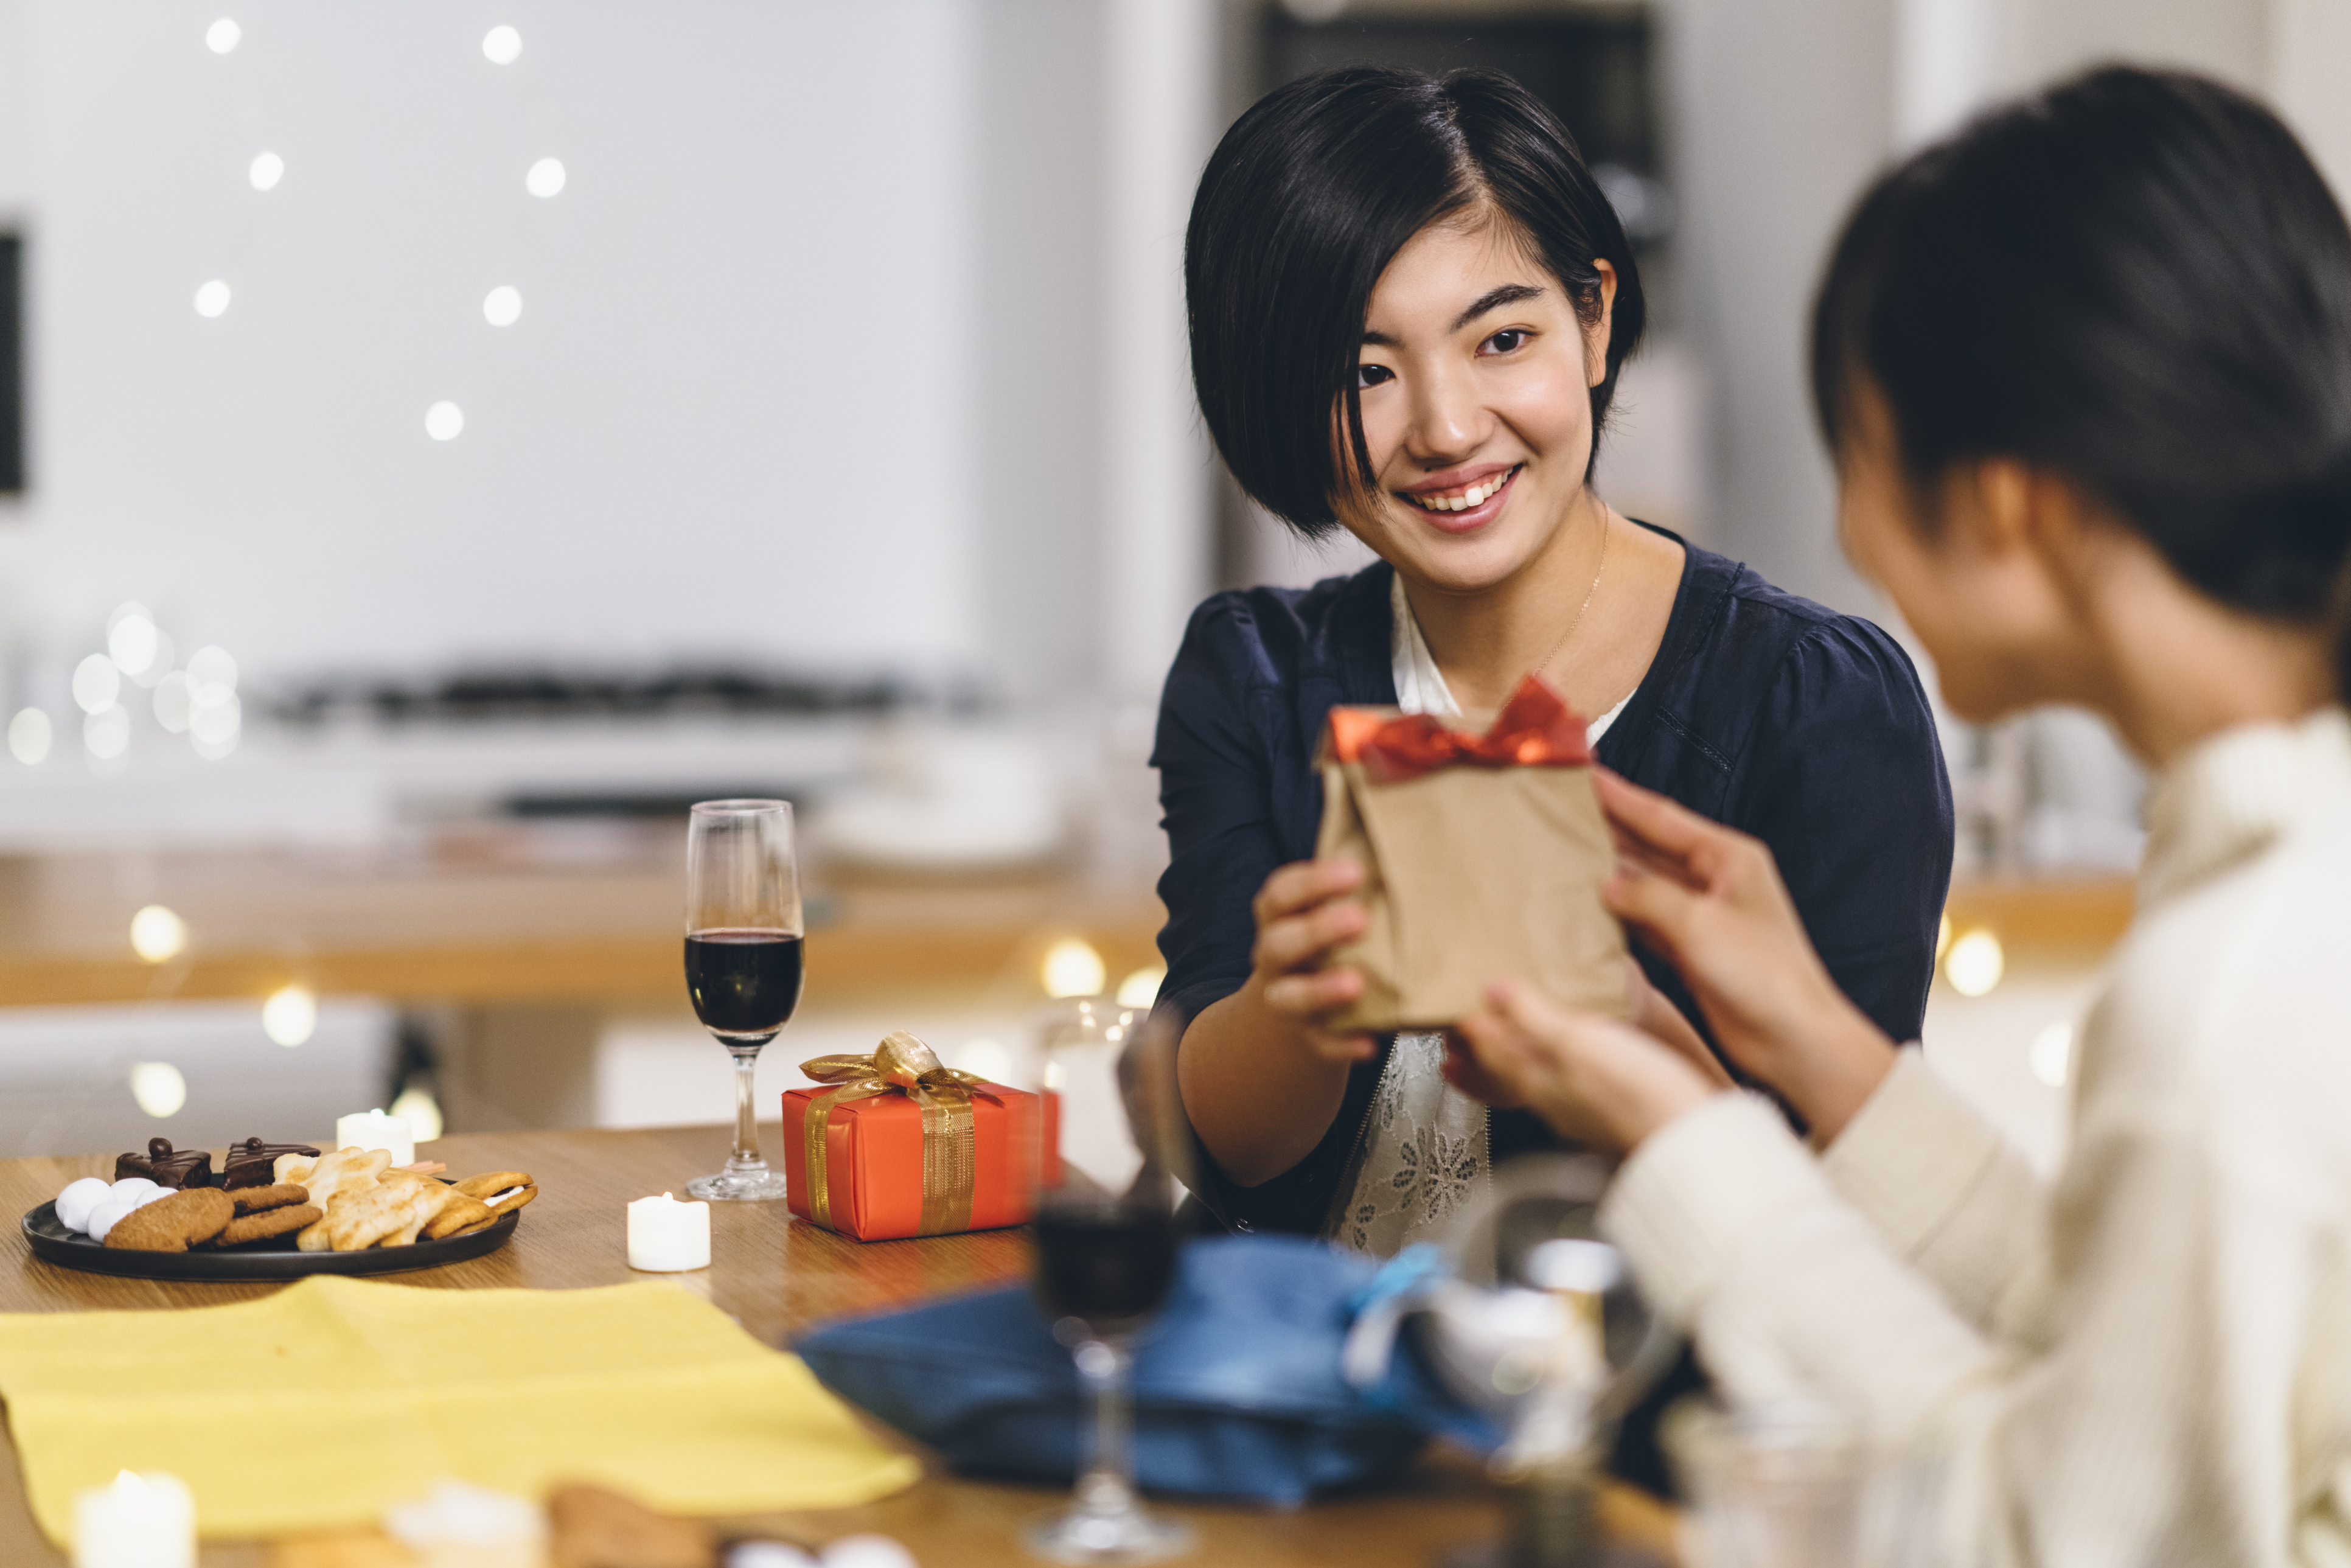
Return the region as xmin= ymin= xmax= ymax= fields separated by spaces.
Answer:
xmin=1397 ymin=462 xmax=1524 ymax=532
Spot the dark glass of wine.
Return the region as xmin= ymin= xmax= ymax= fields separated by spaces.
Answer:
xmin=683 ymin=800 xmax=803 ymax=1202
xmin=1022 ymin=1000 xmax=1192 ymax=1565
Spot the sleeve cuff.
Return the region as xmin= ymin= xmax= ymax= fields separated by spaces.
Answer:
xmin=1598 ymin=1091 xmax=1835 ymax=1326
xmin=1820 ymin=1048 xmax=2010 ymax=1256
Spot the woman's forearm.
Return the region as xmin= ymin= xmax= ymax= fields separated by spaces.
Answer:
xmin=1178 ymin=984 xmax=1358 ymax=1188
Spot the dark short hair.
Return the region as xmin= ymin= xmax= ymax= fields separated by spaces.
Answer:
xmin=1186 ymin=67 xmax=1646 ymax=538
xmin=1812 ymin=67 xmax=2351 ymax=648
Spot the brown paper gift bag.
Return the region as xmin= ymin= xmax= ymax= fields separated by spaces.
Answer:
xmin=1312 ymin=675 xmax=1633 ymax=1033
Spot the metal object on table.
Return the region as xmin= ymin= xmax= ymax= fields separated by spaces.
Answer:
xmin=1373 ymin=1157 xmax=1681 ymax=1568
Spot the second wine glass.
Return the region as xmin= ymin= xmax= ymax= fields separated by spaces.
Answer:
xmin=683 ymin=799 xmax=803 ymax=1202
xmin=1023 ymin=999 xmax=1193 ymax=1565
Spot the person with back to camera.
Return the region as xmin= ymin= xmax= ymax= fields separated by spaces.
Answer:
xmin=1442 ymin=66 xmax=2351 ymax=1563
xmin=1155 ymin=68 xmax=1951 ymax=1247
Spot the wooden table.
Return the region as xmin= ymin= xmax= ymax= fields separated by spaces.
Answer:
xmin=0 ymin=1124 xmax=1678 ymax=1567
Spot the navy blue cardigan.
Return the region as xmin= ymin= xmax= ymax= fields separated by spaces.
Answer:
xmin=1151 ymin=539 xmax=1954 ymax=1235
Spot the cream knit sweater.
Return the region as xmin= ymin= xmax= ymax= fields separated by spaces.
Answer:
xmin=1601 ymin=708 xmax=2351 ymax=1566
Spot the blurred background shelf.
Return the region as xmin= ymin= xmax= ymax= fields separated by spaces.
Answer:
xmin=1941 ymin=876 xmax=2133 ymax=958
xmin=0 ymin=855 xmax=1162 ymax=1009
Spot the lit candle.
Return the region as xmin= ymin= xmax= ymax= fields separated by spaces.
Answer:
xmin=627 ymin=1192 xmax=711 ymax=1272
xmin=74 ymin=1470 xmax=194 ymax=1568
xmin=334 ymin=1109 xmax=414 ymax=1168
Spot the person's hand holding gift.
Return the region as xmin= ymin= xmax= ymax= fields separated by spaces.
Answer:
xmin=1246 ymin=859 xmax=1381 ymax=1067
xmin=1445 ymin=770 xmax=1899 ymax=1152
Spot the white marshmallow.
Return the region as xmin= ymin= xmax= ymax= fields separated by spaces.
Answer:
xmin=85 ymin=1195 xmax=139 ymax=1244
xmin=54 ymin=1178 xmax=111 ymax=1233
xmin=85 ymin=1185 xmax=171 ymax=1243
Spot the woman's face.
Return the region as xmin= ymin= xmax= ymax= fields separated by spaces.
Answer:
xmin=1835 ymin=385 xmax=2083 ymax=723
xmin=1339 ymin=213 xmax=1615 ymax=593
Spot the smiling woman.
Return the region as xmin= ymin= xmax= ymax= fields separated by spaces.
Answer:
xmin=1155 ymin=68 xmax=1954 ymax=1266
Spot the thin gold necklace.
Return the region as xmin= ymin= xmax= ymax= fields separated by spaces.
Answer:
xmin=1531 ymin=514 xmax=1610 ymax=681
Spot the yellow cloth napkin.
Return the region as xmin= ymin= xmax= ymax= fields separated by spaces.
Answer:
xmin=0 ymin=1275 xmax=919 ymax=1544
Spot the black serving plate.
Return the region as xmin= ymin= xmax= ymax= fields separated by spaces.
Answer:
xmin=19 ymin=1194 xmax=520 ymax=1281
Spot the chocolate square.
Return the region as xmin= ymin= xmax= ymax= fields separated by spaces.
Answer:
xmin=221 ymin=1136 xmax=322 ymax=1190
xmin=114 ymin=1137 xmax=216 ymax=1189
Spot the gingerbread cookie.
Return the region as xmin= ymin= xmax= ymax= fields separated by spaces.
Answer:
xmin=105 ymin=1186 xmax=234 ymax=1252
xmin=207 ymin=1203 xmax=322 ymax=1247
xmin=231 ymin=1183 xmax=309 ymax=1214
xmin=222 ymin=1137 xmax=320 ymax=1190
xmin=114 ymin=1137 xmax=216 ymax=1190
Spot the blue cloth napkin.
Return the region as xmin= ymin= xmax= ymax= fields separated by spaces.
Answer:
xmin=795 ymin=1234 xmax=1494 ymax=1507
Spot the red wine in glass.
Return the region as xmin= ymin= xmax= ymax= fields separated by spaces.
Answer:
xmin=684 ymin=929 xmax=805 ymax=1042
xmin=1022 ymin=1001 xmax=1193 ymax=1564
xmin=683 ymin=800 xmax=801 ymax=1202
xmin=1033 ymin=1204 xmax=1179 ymax=1333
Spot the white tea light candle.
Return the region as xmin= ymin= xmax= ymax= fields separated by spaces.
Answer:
xmin=74 ymin=1470 xmax=194 ymax=1568
xmin=627 ymin=1192 xmax=711 ymax=1272
xmin=334 ymin=1109 xmax=414 ymax=1167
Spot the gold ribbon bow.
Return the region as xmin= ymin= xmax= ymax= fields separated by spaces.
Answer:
xmin=798 ymin=1031 xmax=989 ymax=1236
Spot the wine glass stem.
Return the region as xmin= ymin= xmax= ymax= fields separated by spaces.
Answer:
xmin=1073 ymin=1336 xmax=1141 ymax=1520
xmin=728 ymin=1046 xmax=764 ymax=1172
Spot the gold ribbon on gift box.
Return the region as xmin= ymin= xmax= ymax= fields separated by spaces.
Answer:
xmin=799 ymin=1031 xmax=987 ymax=1236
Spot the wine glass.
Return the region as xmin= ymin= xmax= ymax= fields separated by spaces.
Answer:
xmin=1022 ymin=999 xmax=1193 ymax=1565
xmin=683 ymin=800 xmax=803 ymax=1202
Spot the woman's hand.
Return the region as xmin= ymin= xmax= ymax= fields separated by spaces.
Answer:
xmin=1244 ymin=858 xmax=1378 ymax=1065
xmin=1176 ymin=857 xmax=1378 ymax=1188
xmin=1445 ymin=979 xmax=1716 ymax=1152
xmin=1595 ymin=769 xmax=1895 ymax=1144
xmin=1625 ymin=956 xmax=1736 ymax=1091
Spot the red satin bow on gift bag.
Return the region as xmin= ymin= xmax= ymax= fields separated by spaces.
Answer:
xmin=1325 ymin=674 xmax=1594 ymax=784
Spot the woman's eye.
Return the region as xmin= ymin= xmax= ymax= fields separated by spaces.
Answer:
xmin=1482 ymin=329 xmax=1530 ymax=355
xmin=1355 ymin=363 xmax=1394 ymax=390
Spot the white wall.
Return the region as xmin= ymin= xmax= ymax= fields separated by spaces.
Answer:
xmin=2268 ymin=0 xmax=2351 ymax=204
xmin=1663 ymin=0 xmax=2317 ymax=619
xmin=26 ymin=1 xmax=983 ymax=686
xmin=1098 ymin=0 xmax=1217 ymax=702
xmin=1657 ymin=0 xmax=1895 ymax=612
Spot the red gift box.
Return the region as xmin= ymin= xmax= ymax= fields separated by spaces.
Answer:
xmin=781 ymin=1032 xmax=1057 ymax=1241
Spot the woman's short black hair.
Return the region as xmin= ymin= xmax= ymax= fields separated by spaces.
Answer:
xmin=1187 ymin=67 xmax=1645 ymax=538
xmin=1812 ymin=67 xmax=2351 ymax=653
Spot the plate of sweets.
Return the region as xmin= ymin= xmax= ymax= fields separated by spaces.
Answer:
xmin=20 ymin=1136 xmax=538 ymax=1280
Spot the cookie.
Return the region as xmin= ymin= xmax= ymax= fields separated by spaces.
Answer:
xmin=222 ymin=1137 xmax=321 ymax=1190
xmin=298 ymin=1178 xmax=444 ymax=1252
xmin=454 ymin=1173 xmax=538 ymax=1215
xmin=547 ymin=1482 xmax=714 ymax=1568
xmin=207 ymin=1203 xmax=322 ymax=1247
xmin=279 ymin=1148 xmax=392 ymax=1210
xmin=105 ymin=1186 xmax=235 ymax=1252
xmin=114 ymin=1137 xmax=216 ymax=1190
xmin=231 ymin=1182 xmax=309 ymax=1214
xmin=422 ymin=1188 xmax=498 ymax=1241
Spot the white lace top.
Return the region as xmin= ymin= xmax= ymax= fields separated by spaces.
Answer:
xmin=1325 ymin=576 xmax=1629 ymax=1256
